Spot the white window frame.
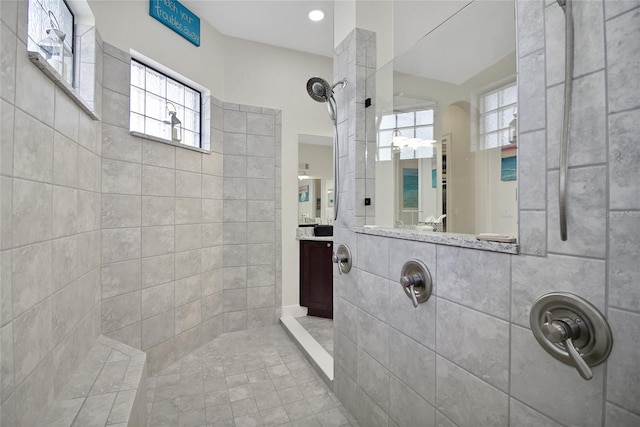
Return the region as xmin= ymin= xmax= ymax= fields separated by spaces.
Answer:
xmin=377 ymin=108 xmax=436 ymax=161
xmin=26 ymin=0 xmax=99 ymax=119
xmin=27 ymin=0 xmax=75 ymax=85
xmin=477 ymin=81 xmax=517 ymax=150
xmin=129 ymin=54 xmax=210 ymax=152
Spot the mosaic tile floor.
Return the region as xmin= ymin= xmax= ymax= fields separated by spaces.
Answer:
xmin=294 ymin=316 xmax=334 ymax=358
xmin=146 ymin=325 xmax=356 ymax=427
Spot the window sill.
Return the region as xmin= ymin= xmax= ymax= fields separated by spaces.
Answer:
xmin=130 ymin=131 xmax=211 ymax=154
xmin=355 ymin=226 xmax=519 ymax=254
xmin=28 ymin=51 xmax=100 ymax=121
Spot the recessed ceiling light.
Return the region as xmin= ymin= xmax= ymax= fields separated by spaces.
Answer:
xmin=308 ymin=9 xmax=325 ymax=22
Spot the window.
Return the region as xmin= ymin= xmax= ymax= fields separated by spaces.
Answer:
xmin=27 ymin=0 xmax=75 ymax=86
xmin=478 ymin=82 xmax=517 ymax=150
xmin=130 ymin=59 xmax=202 ymax=149
xmin=378 ymin=109 xmax=435 ymax=161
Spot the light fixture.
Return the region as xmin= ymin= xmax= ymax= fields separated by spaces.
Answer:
xmin=391 ymin=129 xmax=435 ymax=159
xmin=308 ymin=9 xmax=325 ymax=22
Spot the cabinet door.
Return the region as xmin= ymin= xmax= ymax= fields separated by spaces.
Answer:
xmin=300 ymin=241 xmax=333 ymax=318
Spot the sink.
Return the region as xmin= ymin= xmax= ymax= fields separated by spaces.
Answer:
xmin=314 ymin=225 xmax=333 ymax=236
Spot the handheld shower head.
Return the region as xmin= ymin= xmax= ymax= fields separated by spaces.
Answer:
xmin=305 ymin=76 xmax=348 ymax=222
xmin=306 ymin=77 xmax=348 ymax=123
xmin=306 ymin=77 xmax=332 ymax=103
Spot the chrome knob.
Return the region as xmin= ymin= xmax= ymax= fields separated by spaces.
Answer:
xmin=399 ymin=260 xmax=432 ymax=308
xmin=530 ymin=293 xmax=612 ymax=382
xmin=332 ymin=244 xmax=352 ymax=274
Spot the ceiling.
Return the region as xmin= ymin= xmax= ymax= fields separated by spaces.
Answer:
xmin=394 ymin=0 xmax=516 ymax=84
xmin=182 ymin=1 xmax=515 ymax=86
xmin=183 ymin=0 xmax=335 ymax=57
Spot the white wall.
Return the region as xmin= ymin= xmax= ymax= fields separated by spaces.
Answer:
xmin=442 ymin=103 xmax=475 ymax=233
xmin=88 ymin=0 xmax=226 ymax=97
xmin=222 ymin=36 xmax=333 ymax=310
xmin=87 ymin=3 xmax=334 ymax=314
xmin=298 ymin=143 xmax=333 ymax=179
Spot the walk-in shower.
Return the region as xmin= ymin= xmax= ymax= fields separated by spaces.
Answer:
xmin=306 ymin=76 xmax=347 ymax=221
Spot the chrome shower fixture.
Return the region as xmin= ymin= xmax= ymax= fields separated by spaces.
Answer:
xmin=305 ymin=76 xmax=347 ymax=222
xmin=306 ymin=77 xmax=347 ymax=123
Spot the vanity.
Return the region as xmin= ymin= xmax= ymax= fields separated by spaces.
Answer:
xmin=298 ymin=226 xmax=333 ymax=319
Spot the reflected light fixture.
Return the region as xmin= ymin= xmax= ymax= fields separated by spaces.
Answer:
xmin=308 ymin=9 xmax=325 ymax=22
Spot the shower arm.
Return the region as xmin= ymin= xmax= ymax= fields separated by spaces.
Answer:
xmin=558 ymin=0 xmax=574 ymax=241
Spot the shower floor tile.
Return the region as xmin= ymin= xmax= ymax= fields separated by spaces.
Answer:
xmin=295 ymin=315 xmax=334 ymax=357
xmin=146 ymin=325 xmax=355 ymax=427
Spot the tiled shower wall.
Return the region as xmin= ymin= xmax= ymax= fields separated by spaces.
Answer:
xmin=1 ymin=12 xmax=282 ymax=424
xmin=332 ymin=1 xmax=640 ymax=426
xmin=99 ymin=43 xmax=226 ymax=374
xmin=100 ymin=44 xmax=282 ymax=375
xmin=0 ymin=1 xmax=104 ymax=425
xmin=221 ymin=104 xmax=282 ymax=332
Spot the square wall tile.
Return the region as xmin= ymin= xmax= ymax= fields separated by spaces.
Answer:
xmin=509 ymin=399 xmax=563 ymax=427
xmin=12 ymin=241 xmax=52 ymax=317
xmin=389 ymin=329 xmax=435 ymax=405
xmin=102 ymin=228 xmax=141 ymax=264
xmin=437 ymin=299 xmax=510 ymax=392
xmin=436 ymin=245 xmax=511 ymax=319
xmin=510 ymin=324 xmax=603 ymax=426
xmin=12 ymin=179 xmax=52 ymax=247
xmin=606 ymin=309 xmax=640 ymax=414
xmin=609 ymin=109 xmax=640 ymax=210
xmin=356 ymin=347 xmax=389 ymax=412
xmin=436 ymin=356 xmax=508 ymax=427
xmin=389 ymin=375 xmax=435 ymax=427
xmin=547 ymin=167 xmax=607 ymax=258
xmin=51 ymin=236 xmax=77 ymax=292
xmin=511 ymin=254 xmax=605 ymax=327
xmin=102 ymin=159 xmax=141 ymax=195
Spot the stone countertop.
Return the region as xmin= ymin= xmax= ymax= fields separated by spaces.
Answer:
xmin=355 ymin=226 xmax=518 ymax=254
xmin=297 ymin=236 xmax=333 ymax=242
xmin=296 ymin=226 xmax=333 ymax=242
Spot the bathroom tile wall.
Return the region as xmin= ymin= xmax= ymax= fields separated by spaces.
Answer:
xmin=99 ymin=43 xmax=226 ymax=375
xmin=332 ymin=1 xmax=640 ymax=426
xmin=99 ymin=44 xmax=281 ymax=376
xmin=0 ymin=1 xmax=103 ymax=425
xmin=221 ymin=103 xmax=281 ymax=333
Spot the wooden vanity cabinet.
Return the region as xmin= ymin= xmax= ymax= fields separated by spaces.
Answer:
xmin=299 ymin=240 xmax=333 ymax=319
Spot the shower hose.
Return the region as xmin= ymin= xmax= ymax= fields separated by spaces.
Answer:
xmin=558 ymin=0 xmax=574 ymax=241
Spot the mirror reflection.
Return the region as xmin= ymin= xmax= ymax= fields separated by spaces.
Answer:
xmin=298 ymin=135 xmax=334 ymax=225
xmin=367 ymin=0 xmax=518 ymax=237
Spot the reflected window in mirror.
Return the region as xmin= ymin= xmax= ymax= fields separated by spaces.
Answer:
xmin=476 ymin=82 xmax=517 ymax=151
xmin=378 ymin=107 xmax=436 ymax=161
xmin=364 ymin=0 xmax=519 ymax=240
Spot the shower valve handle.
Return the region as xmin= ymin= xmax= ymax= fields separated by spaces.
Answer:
xmin=542 ymin=312 xmax=592 ymax=380
xmin=332 ymin=252 xmax=347 ymax=274
xmin=400 ymin=275 xmax=419 ymax=308
xmin=332 ymin=244 xmax=352 ymax=275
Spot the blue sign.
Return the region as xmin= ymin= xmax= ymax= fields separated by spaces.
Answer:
xmin=149 ymin=0 xmax=200 ymax=47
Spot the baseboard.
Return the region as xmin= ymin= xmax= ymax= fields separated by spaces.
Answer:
xmin=281 ymin=305 xmax=308 ymax=318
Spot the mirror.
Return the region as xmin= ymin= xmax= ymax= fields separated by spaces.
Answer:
xmin=366 ymin=0 xmax=518 ymax=237
xmin=298 ymin=135 xmax=334 ymax=225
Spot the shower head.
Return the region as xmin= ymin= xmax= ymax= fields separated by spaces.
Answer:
xmin=306 ymin=77 xmax=332 ymax=103
xmin=306 ymin=77 xmax=347 ymax=123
